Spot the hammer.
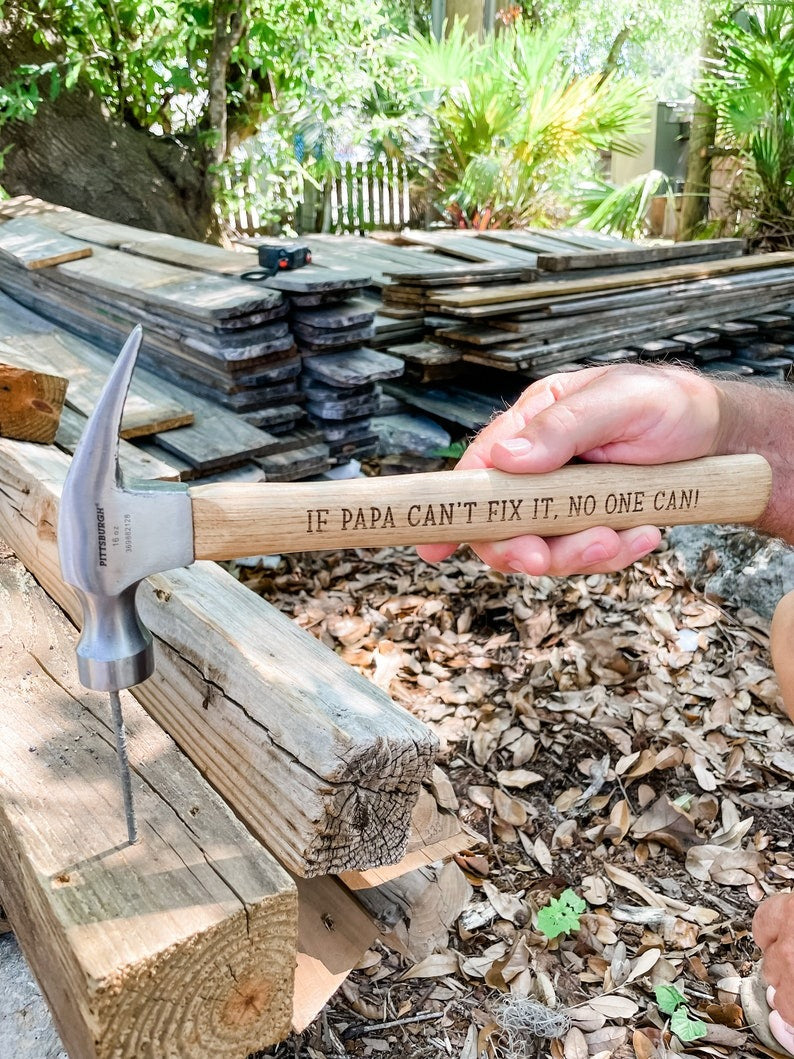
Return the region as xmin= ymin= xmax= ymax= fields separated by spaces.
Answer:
xmin=58 ymin=327 xmax=772 ymax=841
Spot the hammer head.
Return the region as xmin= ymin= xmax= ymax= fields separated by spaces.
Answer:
xmin=58 ymin=326 xmax=194 ymax=692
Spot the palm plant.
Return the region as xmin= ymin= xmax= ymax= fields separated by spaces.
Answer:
xmin=396 ymin=18 xmax=649 ymax=227
xmin=700 ymin=7 xmax=794 ymax=247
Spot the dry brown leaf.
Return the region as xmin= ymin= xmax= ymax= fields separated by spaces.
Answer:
xmin=399 ymin=951 xmax=460 ymax=979
xmin=563 ymin=1026 xmax=589 ymax=1059
xmin=587 ymin=994 xmax=639 ymax=1019
xmin=493 ymin=788 xmax=528 ymax=826
xmin=496 ymin=768 xmax=544 ymax=789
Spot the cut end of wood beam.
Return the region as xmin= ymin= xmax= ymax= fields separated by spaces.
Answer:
xmin=0 ymin=362 xmax=68 ymax=443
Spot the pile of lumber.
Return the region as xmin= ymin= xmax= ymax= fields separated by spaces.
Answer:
xmin=423 ymin=247 xmax=794 ymax=373
xmin=0 ymin=291 xmax=313 ymax=483
xmin=0 ymin=433 xmax=478 ymax=1055
xmin=377 ymin=243 xmax=794 ymax=433
xmin=260 ymin=253 xmax=409 ymax=461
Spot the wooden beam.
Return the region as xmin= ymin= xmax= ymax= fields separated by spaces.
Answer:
xmin=0 ymin=438 xmax=437 ymax=878
xmin=0 ymin=543 xmax=297 ymax=1058
xmin=535 ymin=237 xmax=746 ymax=272
xmin=0 ymin=362 xmax=67 ymax=442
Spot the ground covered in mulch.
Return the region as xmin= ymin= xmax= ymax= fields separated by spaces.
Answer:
xmin=246 ymin=536 xmax=794 ymax=1059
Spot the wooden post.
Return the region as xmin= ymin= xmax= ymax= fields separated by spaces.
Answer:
xmin=0 ymin=544 xmax=297 ymax=1059
xmin=0 ymin=362 xmax=67 ymax=443
xmin=345 ymin=161 xmax=355 ymax=233
xmin=365 ymin=162 xmax=376 ymax=231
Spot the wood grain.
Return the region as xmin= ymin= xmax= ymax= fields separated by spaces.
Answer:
xmin=0 ymin=439 xmax=438 ymax=877
xmin=430 ymin=251 xmax=794 ymax=308
xmin=0 ymin=545 xmax=297 ymax=1059
xmin=0 ymin=294 xmax=194 ymax=437
xmin=0 ymin=362 xmax=67 ymax=442
xmin=0 ymin=217 xmax=93 ymax=269
xmin=190 ymin=455 xmax=772 ymax=559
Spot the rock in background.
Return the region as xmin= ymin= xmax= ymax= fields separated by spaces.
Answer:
xmin=669 ymin=525 xmax=794 ymax=619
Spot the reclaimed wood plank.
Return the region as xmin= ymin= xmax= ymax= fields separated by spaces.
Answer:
xmin=0 ymin=217 xmax=92 ymax=269
xmin=55 ymin=406 xmax=180 ymax=482
xmin=302 ymin=348 xmax=404 ymax=388
xmin=54 ymin=246 xmax=284 ymax=322
xmin=430 ymin=252 xmax=794 ymax=309
xmin=0 ymin=294 xmax=194 ymax=437
xmin=535 ymin=237 xmax=746 ymax=272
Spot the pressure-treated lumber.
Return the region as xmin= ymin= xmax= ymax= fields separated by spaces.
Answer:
xmin=0 ymin=438 xmax=437 ymax=877
xmin=0 ymin=544 xmax=297 ymax=1059
xmin=357 ymin=860 xmax=472 ymax=961
xmin=0 ymin=362 xmax=67 ymax=442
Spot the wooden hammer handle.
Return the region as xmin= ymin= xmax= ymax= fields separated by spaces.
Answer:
xmin=189 ymin=454 xmax=771 ymax=560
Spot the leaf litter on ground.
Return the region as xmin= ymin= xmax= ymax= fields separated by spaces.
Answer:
xmin=238 ymin=535 xmax=794 ymax=1059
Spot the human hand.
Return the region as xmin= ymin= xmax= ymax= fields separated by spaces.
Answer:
xmin=753 ymin=893 xmax=794 ymax=1049
xmin=417 ymin=364 xmax=723 ymax=576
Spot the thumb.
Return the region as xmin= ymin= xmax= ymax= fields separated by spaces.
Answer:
xmin=489 ymin=377 xmax=640 ymax=473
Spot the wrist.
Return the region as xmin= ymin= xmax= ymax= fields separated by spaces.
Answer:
xmin=710 ymin=380 xmax=750 ymax=457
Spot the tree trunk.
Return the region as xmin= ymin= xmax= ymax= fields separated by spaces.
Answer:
xmin=205 ymin=1 xmax=248 ymax=204
xmin=680 ymin=17 xmax=719 ymax=240
xmin=0 ymin=18 xmax=218 ymax=241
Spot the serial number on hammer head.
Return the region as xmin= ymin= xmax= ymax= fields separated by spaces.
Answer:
xmin=304 ymin=488 xmax=702 ymax=534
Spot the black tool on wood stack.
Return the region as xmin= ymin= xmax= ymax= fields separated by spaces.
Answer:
xmin=242 ymin=243 xmax=312 ymax=282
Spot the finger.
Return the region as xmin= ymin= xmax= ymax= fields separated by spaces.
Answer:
xmin=471 ymin=524 xmax=660 ymax=577
xmin=455 ymin=369 xmax=610 ymax=471
xmin=754 ymin=894 xmax=790 ymax=949
xmin=416 ymin=542 xmax=459 ymax=562
xmin=489 ymin=373 xmax=652 ymax=473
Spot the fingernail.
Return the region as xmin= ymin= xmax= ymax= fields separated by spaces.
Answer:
xmin=582 ymin=543 xmax=610 ymax=564
xmin=632 ymin=534 xmax=655 ymax=555
xmin=508 ymin=560 xmax=526 ymax=574
xmin=498 ymin=438 xmax=534 ymax=456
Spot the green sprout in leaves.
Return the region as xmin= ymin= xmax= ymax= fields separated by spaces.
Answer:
xmin=536 ymin=888 xmax=586 ymax=939
xmin=655 ymin=984 xmax=687 ymax=1014
xmin=654 ymin=983 xmax=708 ymax=1042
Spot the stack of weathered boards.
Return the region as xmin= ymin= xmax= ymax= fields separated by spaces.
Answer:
xmin=370 ymin=230 xmax=794 ymax=432
xmin=0 ymin=198 xmax=407 ymax=479
xmin=250 ymin=244 xmax=406 ymax=464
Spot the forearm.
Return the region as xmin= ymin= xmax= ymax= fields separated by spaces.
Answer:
xmin=712 ymin=380 xmax=794 ymax=544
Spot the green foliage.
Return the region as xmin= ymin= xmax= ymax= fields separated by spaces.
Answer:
xmin=432 ymin=440 xmax=468 ymax=459
xmin=573 ymin=169 xmax=675 ymax=238
xmin=1 ymin=0 xmax=414 ymax=226
xmin=654 ymin=982 xmax=708 ymax=1042
xmin=654 ymin=984 xmax=687 ymax=1014
xmin=396 ymin=17 xmax=649 ymax=228
xmin=700 ymin=5 xmax=794 ymax=246
xmin=670 ymin=1007 xmax=708 ymax=1041
xmin=513 ymin=0 xmax=706 ymax=97
xmin=536 ymin=888 xmax=586 ymax=939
